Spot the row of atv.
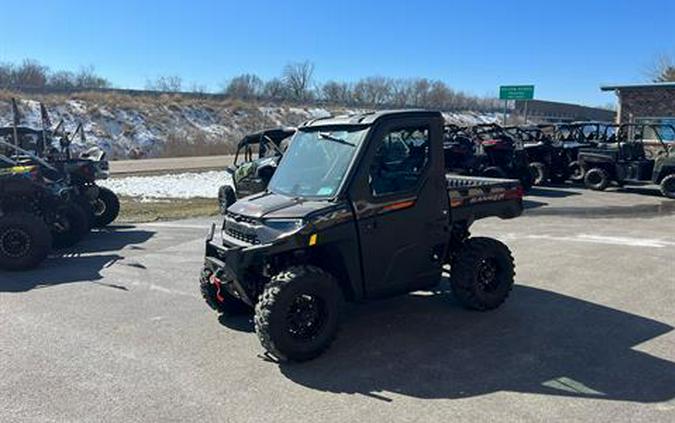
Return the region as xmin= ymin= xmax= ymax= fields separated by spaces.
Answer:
xmin=216 ymin=121 xmax=675 ymax=212
xmin=0 ymin=103 xmax=120 ymax=271
xmin=506 ymin=122 xmax=675 ymax=198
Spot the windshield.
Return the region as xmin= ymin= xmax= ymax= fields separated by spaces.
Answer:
xmin=268 ymin=127 xmax=368 ymax=198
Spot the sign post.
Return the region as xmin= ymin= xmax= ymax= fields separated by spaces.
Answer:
xmin=499 ymin=85 xmax=535 ymax=125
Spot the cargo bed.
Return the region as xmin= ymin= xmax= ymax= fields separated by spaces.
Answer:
xmin=446 ymin=174 xmax=524 ymax=222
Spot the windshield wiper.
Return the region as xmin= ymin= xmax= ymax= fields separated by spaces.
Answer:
xmin=318 ymin=132 xmax=355 ymax=147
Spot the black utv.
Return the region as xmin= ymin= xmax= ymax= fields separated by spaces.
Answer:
xmin=200 ymin=110 xmax=524 ymax=362
xmin=217 ymin=128 xmax=295 ymax=214
xmin=578 ymin=123 xmax=675 ymax=198
xmin=552 ymin=122 xmax=613 ymax=181
xmin=46 ymin=122 xmax=120 ymax=227
xmin=506 ymin=125 xmax=573 ymax=185
xmin=1 ymin=104 xmax=120 ymax=227
xmin=0 ymin=147 xmax=90 ymax=270
xmin=467 ymin=124 xmax=534 ymax=189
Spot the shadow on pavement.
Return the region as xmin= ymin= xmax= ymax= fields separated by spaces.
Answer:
xmin=1 ymin=254 xmax=124 ymax=292
xmin=526 ymin=201 xmax=675 ymax=219
xmin=527 ymin=187 xmax=581 ymax=198
xmin=218 ymin=313 xmax=255 ymax=333
xmin=67 ymin=228 xmax=155 ymax=254
xmin=280 ymin=284 xmax=675 ymax=403
xmin=523 ymin=199 xmax=548 ymax=210
xmin=617 ymin=186 xmax=665 ymax=198
xmin=0 ymin=226 xmax=156 ymax=293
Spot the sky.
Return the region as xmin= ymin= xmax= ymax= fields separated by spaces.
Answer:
xmin=1 ymin=0 xmax=673 ymax=106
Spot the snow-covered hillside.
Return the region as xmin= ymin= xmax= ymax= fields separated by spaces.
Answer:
xmin=0 ymin=96 xmax=500 ymax=159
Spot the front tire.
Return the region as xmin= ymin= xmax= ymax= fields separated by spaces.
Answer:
xmin=450 ymin=237 xmax=515 ymax=310
xmin=584 ymin=168 xmax=610 ymax=191
xmin=0 ymin=213 xmax=52 ymax=271
xmin=93 ymin=187 xmax=120 ymax=227
xmin=254 ymin=265 xmax=341 ymax=362
xmin=660 ymin=174 xmax=675 ymax=199
xmin=569 ymin=161 xmax=584 ymax=182
xmin=217 ymin=185 xmax=237 ymax=215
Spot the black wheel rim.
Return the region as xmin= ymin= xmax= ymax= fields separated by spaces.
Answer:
xmin=587 ymin=172 xmax=602 ymax=185
xmin=94 ymin=199 xmax=107 ymax=216
xmin=0 ymin=228 xmax=31 ymax=258
xmin=286 ymin=294 xmax=328 ymax=341
xmin=476 ymin=258 xmax=500 ymax=293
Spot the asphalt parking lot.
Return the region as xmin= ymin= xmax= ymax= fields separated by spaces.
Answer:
xmin=2 ymin=184 xmax=674 ymax=422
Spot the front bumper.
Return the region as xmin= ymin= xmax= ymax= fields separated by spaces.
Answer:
xmin=203 ymin=224 xmax=283 ymax=307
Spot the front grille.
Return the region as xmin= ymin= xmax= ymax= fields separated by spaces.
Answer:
xmin=224 ymin=213 xmax=260 ymax=244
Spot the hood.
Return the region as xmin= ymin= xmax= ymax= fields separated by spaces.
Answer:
xmin=228 ymin=191 xmax=335 ymax=220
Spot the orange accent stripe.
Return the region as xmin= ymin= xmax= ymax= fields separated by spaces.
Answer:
xmin=450 ymin=198 xmax=464 ymax=207
xmin=382 ymin=199 xmax=415 ymax=212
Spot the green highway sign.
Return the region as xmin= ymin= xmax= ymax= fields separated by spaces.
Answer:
xmin=499 ymin=85 xmax=535 ymax=100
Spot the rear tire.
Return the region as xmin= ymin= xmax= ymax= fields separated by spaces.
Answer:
xmin=660 ymin=174 xmax=675 ymax=199
xmin=254 ymin=265 xmax=341 ymax=362
xmin=450 ymin=237 xmax=515 ymax=310
xmin=52 ymin=202 xmax=90 ymax=248
xmin=584 ymin=168 xmax=609 ymax=191
xmin=528 ymin=162 xmax=548 ymax=186
xmin=93 ymin=187 xmax=120 ymax=227
xmin=199 ymin=267 xmax=251 ymax=315
xmin=0 ymin=213 xmax=52 ymax=271
xmin=218 ymin=185 xmax=237 ymax=215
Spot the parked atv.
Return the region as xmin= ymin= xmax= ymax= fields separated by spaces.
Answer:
xmin=443 ymin=125 xmax=480 ymax=174
xmin=578 ymin=123 xmax=675 ymax=198
xmin=506 ymin=126 xmax=571 ymax=185
xmin=217 ymin=127 xmax=295 ymax=214
xmin=47 ymin=122 xmax=119 ymax=227
xmin=1 ymin=110 xmax=120 ymax=227
xmin=467 ymin=124 xmax=534 ymax=189
xmin=552 ymin=122 xmax=612 ymax=181
xmin=0 ymin=150 xmax=89 ymax=270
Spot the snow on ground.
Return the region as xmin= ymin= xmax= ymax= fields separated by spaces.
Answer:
xmin=100 ymin=171 xmax=231 ymax=199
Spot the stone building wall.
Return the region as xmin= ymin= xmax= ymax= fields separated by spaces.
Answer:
xmin=618 ymin=87 xmax=675 ymax=123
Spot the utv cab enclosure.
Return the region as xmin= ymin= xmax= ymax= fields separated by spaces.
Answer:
xmin=201 ymin=110 xmax=524 ymax=361
xmin=218 ymin=127 xmax=295 ymax=213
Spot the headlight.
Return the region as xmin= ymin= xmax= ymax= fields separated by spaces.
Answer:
xmin=263 ymin=218 xmax=303 ymax=234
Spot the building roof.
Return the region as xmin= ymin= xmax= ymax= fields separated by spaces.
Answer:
xmin=601 ymin=82 xmax=675 ymax=91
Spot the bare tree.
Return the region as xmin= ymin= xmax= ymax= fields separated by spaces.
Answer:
xmin=0 ymin=62 xmax=15 ymax=88
xmin=146 ymin=75 xmax=183 ymax=92
xmin=282 ymin=61 xmax=315 ymax=101
xmin=647 ymin=54 xmax=675 ymax=82
xmin=14 ymin=59 xmax=49 ymax=88
xmin=75 ymin=66 xmax=111 ymax=88
xmin=225 ymin=74 xmax=263 ymax=99
xmin=262 ymin=78 xmax=288 ymax=99
xmin=353 ymin=77 xmax=392 ymax=106
xmin=321 ymin=80 xmax=352 ymax=104
xmin=48 ymin=70 xmax=77 ymax=89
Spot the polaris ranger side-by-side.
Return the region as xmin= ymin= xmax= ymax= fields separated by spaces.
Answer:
xmin=200 ymin=110 xmax=524 ymax=362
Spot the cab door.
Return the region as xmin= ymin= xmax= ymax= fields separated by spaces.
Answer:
xmin=350 ymin=117 xmax=449 ymax=299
